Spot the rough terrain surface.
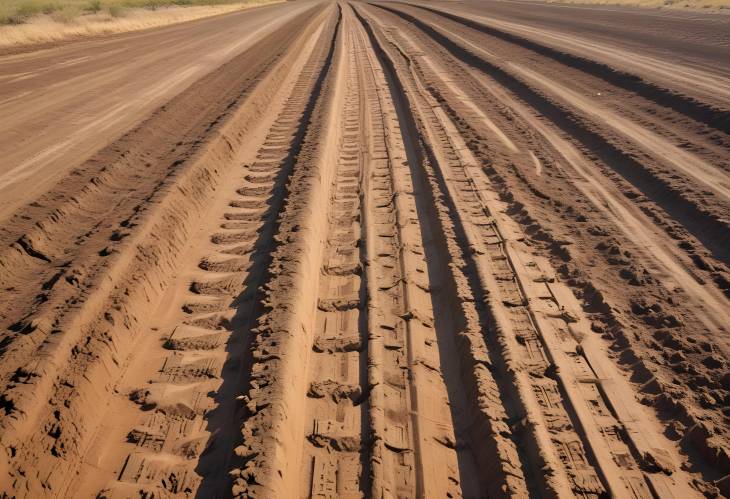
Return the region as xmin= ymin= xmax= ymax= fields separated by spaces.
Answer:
xmin=0 ymin=0 xmax=728 ymax=497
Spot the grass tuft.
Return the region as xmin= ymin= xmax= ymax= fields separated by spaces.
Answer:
xmin=86 ymin=0 xmax=102 ymax=12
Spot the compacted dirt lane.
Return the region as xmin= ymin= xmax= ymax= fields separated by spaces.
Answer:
xmin=408 ymin=0 xmax=730 ymax=110
xmin=422 ymin=0 xmax=730 ymax=70
xmin=0 ymin=1 xmax=318 ymax=221
xmin=1 ymin=1 xmax=729 ymax=498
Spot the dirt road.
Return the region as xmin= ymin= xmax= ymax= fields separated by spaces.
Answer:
xmin=0 ymin=1 xmax=315 ymax=221
xmin=1 ymin=1 xmax=728 ymax=497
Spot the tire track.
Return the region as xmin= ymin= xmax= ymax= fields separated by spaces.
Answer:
xmin=2 ymin=1 xmax=728 ymax=497
xmin=0 ymin=6 xmax=329 ymax=497
xmin=298 ymin=19 xmax=369 ymax=497
xmin=405 ymin=3 xmax=730 ymax=133
xmin=352 ymin=10 xmax=464 ymax=496
xmin=360 ymin=13 xmax=730 ymax=463
xmin=227 ymin=6 xmax=344 ymax=497
xmin=375 ymin=3 xmax=730 ymax=269
xmin=371 ymin=3 xmax=730 ymax=350
xmin=94 ymin=10 xmax=338 ymax=498
xmin=355 ymin=6 xmax=530 ymax=497
xmin=358 ymin=9 xmax=600 ymax=496
xmin=367 ymin=2 xmax=730 ymax=490
xmin=356 ymin=3 xmax=702 ymax=497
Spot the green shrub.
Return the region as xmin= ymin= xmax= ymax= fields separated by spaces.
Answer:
xmin=143 ymin=0 xmax=162 ymax=10
xmin=86 ymin=0 xmax=102 ymax=12
xmin=14 ymin=3 xmax=43 ymax=21
xmin=42 ymin=2 xmax=60 ymax=14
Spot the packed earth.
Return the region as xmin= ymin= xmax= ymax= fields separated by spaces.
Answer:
xmin=0 ymin=1 xmax=729 ymax=497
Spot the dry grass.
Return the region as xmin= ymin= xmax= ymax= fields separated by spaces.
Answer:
xmin=0 ymin=0 xmax=279 ymax=47
xmin=0 ymin=0 xmax=264 ymax=24
xmin=544 ymin=0 xmax=729 ymax=9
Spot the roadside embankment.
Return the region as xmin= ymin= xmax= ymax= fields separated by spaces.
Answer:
xmin=0 ymin=0 xmax=281 ymax=49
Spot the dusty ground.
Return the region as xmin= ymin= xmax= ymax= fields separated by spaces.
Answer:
xmin=0 ymin=0 xmax=729 ymax=497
